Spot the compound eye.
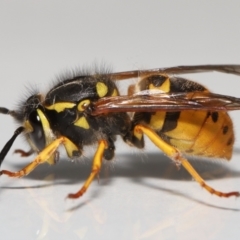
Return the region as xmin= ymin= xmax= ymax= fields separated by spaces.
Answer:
xmin=28 ymin=110 xmax=45 ymax=151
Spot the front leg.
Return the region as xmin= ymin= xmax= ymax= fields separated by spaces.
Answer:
xmin=0 ymin=137 xmax=66 ymax=178
xmin=14 ymin=149 xmax=34 ymax=157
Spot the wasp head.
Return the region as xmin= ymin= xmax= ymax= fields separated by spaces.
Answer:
xmin=0 ymin=93 xmax=55 ymax=167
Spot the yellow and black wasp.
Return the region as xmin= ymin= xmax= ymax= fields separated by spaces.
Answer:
xmin=1 ymin=64 xmax=240 ymax=199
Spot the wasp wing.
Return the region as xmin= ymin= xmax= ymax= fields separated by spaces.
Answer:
xmin=91 ymin=91 xmax=240 ymax=115
xmin=110 ymin=64 xmax=240 ymax=80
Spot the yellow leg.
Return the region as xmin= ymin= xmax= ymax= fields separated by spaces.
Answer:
xmin=134 ymin=124 xmax=240 ymax=198
xmin=67 ymin=140 xmax=107 ymax=199
xmin=0 ymin=137 xmax=65 ymax=177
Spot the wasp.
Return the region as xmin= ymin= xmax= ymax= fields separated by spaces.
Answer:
xmin=1 ymin=64 xmax=240 ymax=199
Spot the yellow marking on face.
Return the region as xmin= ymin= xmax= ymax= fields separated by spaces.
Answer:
xmin=96 ymin=82 xmax=108 ymax=97
xmin=37 ymin=109 xmax=50 ymax=131
xmin=46 ymin=102 xmax=76 ymax=113
xmin=24 ymin=120 xmax=33 ymax=132
xmin=36 ymin=109 xmax=56 ymax=164
xmin=74 ymin=116 xmax=90 ymax=129
xmin=77 ymin=99 xmax=90 ymax=112
xmin=149 ymin=77 xmax=170 ymax=93
xmin=111 ymin=88 xmax=118 ymax=96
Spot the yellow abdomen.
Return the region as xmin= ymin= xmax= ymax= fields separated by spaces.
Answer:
xmin=156 ymin=110 xmax=234 ymax=160
xmin=136 ymin=74 xmax=234 ymax=160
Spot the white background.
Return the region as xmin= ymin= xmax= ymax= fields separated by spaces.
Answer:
xmin=1 ymin=1 xmax=240 ymax=239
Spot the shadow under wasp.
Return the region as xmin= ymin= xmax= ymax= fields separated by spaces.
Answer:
xmin=0 ymin=64 xmax=240 ymax=199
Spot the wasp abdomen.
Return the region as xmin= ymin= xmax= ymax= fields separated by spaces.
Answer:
xmin=133 ymin=74 xmax=234 ymax=159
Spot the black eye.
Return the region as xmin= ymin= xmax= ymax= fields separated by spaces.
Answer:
xmin=28 ymin=110 xmax=45 ymax=151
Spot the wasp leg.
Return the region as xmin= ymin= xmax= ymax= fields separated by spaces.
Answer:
xmin=134 ymin=124 xmax=240 ymax=198
xmin=67 ymin=140 xmax=107 ymax=199
xmin=14 ymin=149 xmax=34 ymax=157
xmin=0 ymin=137 xmax=66 ymax=178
